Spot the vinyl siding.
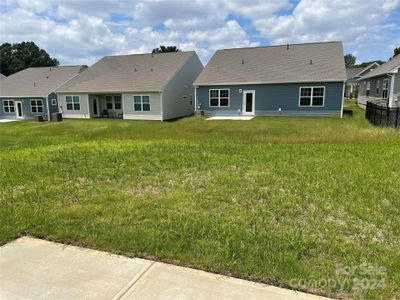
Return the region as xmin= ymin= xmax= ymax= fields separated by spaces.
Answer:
xmin=58 ymin=93 xmax=90 ymax=118
xmin=196 ymin=82 xmax=344 ymax=116
xmin=122 ymin=92 xmax=162 ymax=120
xmin=162 ymin=54 xmax=203 ymax=120
xmin=357 ymin=75 xmax=391 ymax=108
xmin=0 ymin=97 xmax=48 ymax=119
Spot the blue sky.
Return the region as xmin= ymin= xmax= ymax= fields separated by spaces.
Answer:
xmin=0 ymin=0 xmax=399 ymax=66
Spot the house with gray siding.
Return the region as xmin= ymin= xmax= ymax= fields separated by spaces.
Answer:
xmin=56 ymin=51 xmax=203 ymax=121
xmin=357 ymin=55 xmax=400 ymax=108
xmin=345 ymin=63 xmax=379 ymax=98
xmin=194 ymin=41 xmax=347 ymax=117
xmin=0 ymin=66 xmax=86 ymax=120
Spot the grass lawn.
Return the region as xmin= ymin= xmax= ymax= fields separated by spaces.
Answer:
xmin=1 ymin=102 xmax=399 ymax=299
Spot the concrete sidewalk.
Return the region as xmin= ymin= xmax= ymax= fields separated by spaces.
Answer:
xmin=0 ymin=237 xmax=330 ymax=300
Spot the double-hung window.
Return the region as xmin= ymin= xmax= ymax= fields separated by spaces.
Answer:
xmin=30 ymin=99 xmax=43 ymax=113
xmin=106 ymin=95 xmax=122 ymax=109
xmin=209 ymin=89 xmax=229 ymax=107
xmin=382 ymin=79 xmax=389 ymax=99
xmin=66 ymin=96 xmax=80 ymax=110
xmin=376 ymin=80 xmax=380 ymax=95
xmin=366 ymin=81 xmax=370 ymax=96
xmin=3 ymin=100 xmax=15 ymax=113
xmin=299 ymin=87 xmax=325 ymax=107
xmin=133 ymin=95 xmax=150 ymax=111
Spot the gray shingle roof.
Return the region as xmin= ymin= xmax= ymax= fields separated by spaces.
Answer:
xmin=57 ymin=51 xmax=197 ymax=93
xmin=360 ymin=55 xmax=400 ymax=80
xmin=0 ymin=66 xmax=86 ymax=97
xmin=346 ymin=67 xmax=365 ymax=80
xmin=0 ymin=73 xmax=5 ymax=79
xmin=194 ymin=41 xmax=346 ymax=86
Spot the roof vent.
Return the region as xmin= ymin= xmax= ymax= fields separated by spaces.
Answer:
xmin=310 ymin=59 xmax=313 ymax=65
xmin=46 ymin=76 xmax=49 ymax=79
xmin=134 ymin=68 xmax=137 ymax=72
xmin=150 ymin=68 xmax=153 ymax=72
xmin=287 ymin=44 xmax=289 ymax=50
xmin=241 ymin=59 xmax=244 ymax=64
xmin=49 ymin=67 xmax=52 ymax=71
xmin=33 ymin=82 xmax=36 ymax=87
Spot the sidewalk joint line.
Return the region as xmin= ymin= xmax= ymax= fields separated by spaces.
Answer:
xmin=112 ymin=261 xmax=156 ymax=300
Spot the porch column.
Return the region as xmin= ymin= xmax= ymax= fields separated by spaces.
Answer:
xmin=388 ymin=74 xmax=396 ymax=108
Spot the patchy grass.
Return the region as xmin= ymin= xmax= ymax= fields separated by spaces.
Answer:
xmin=1 ymin=103 xmax=399 ymax=299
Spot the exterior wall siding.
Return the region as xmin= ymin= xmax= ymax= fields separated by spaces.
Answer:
xmin=122 ymin=92 xmax=162 ymax=120
xmin=162 ymin=54 xmax=203 ymax=120
xmin=58 ymin=93 xmax=90 ymax=118
xmin=196 ymin=82 xmax=344 ymax=116
xmin=0 ymin=97 xmax=48 ymax=120
xmin=393 ymin=72 xmax=400 ymax=103
xmin=358 ymin=75 xmax=391 ymax=108
xmin=47 ymin=92 xmax=59 ymax=120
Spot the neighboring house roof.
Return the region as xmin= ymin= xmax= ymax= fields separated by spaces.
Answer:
xmin=346 ymin=67 xmax=365 ymax=80
xmin=0 ymin=66 xmax=87 ymax=97
xmin=57 ymin=51 xmax=198 ymax=93
xmin=0 ymin=73 xmax=6 ymax=79
xmin=194 ymin=41 xmax=347 ymax=86
xmin=360 ymin=55 xmax=400 ymax=80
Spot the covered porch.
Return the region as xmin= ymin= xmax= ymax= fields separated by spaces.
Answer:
xmin=88 ymin=94 xmax=123 ymax=118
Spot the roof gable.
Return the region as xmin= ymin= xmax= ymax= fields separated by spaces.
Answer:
xmin=194 ymin=41 xmax=347 ymax=85
xmin=360 ymin=55 xmax=400 ymax=80
xmin=0 ymin=66 xmax=86 ymax=97
xmin=57 ymin=51 xmax=197 ymax=93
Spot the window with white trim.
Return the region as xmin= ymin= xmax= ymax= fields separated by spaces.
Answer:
xmin=3 ymin=100 xmax=15 ymax=113
xmin=114 ymin=95 xmax=122 ymax=109
xmin=299 ymin=87 xmax=325 ymax=107
xmin=30 ymin=99 xmax=43 ymax=113
xmin=66 ymin=96 xmax=80 ymax=110
xmin=382 ymin=79 xmax=389 ymax=99
xmin=106 ymin=96 xmax=113 ymax=109
xmin=209 ymin=89 xmax=229 ymax=107
xmin=366 ymin=81 xmax=370 ymax=96
xmin=376 ymin=80 xmax=380 ymax=95
xmin=133 ymin=95 xmax=150 ymax=111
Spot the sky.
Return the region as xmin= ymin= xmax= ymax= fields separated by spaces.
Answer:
xmin=0 ymin=0 xmax=399 ymax=66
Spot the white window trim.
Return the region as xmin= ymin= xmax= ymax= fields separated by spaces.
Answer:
xmin=30 ymin=99 xmax=44 ymax=114
xmin=133 ymin=95 xmax=151 ymax=112
xmin=66 ymin=95 xmax=80 ymax=111
xmin=209 ymin=88 xmax=230 ymax=107
xmin=106 ymin=95 xmax=122 ymax=110
xmin=3 ymin=99 xmax=15 ymax=113
xmin=298 ymin=86 xmax=325 ymax=107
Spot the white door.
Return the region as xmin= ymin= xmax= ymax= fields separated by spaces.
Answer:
xmin=15 ymin=101 xmax=23 ymax=118
xmin=242 ymin=90 xmax=255 ymax=115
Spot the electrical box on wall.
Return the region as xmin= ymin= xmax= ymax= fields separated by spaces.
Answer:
xmin=238 ymin=89 xmax=242 ymax=93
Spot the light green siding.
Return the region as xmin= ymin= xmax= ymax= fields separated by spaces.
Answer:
xmin=122 ymin=93 xmax=162 ymax=120
xmin=58 ymin=93 xmax=90 ymax=118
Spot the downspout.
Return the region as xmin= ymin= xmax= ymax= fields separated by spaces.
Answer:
xmin=194 ymin=85 xmax=198 ymax=112
xmin=160 ymin=90 xmax=164 ymax=121
xmin=341 ymin=81 xmax=345 ymax=118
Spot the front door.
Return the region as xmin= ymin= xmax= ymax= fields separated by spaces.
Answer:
xmin=242 ymin=90 xmax=255 ymax=115
xmin=15 ymin=101 xmax=23 ymax=118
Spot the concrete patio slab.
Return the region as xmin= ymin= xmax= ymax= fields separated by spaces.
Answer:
xmin=0 ymin=119 xmax=19 ymax=123
xmin=0 ymin=237 xmax=152 ymax=300
xmin=0 ymin=237 xmax=330 ymax=300
xmin=206 ymin=116 xmax=254 ymax=120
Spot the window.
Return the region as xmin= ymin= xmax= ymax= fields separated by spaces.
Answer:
xmin=51 ymin=99 xmax=57 ymax=105
xmin=66 ymin=96 xmax=80 ymax=110
xmin=133 ymin=95 xmax=151 ymax=111
xmin=114 ymin=96 xmax=122 ymax=109
xmin=382 ymin=79 xmax=389 ymax=99
xmin=366 ymin=81 xmax=370 ymax=97
xmin=376 ymin=80 xmax=380 ymax=95
xmin=30 ymin=99 xmax=43 ymax=113
xmin=299 ymin=87 xmax=325 ymax=107
xmin=209 ymin=89 xmax=229 ymax=107
xmin=106 ymin=96 xmax=113 ymax=109
xmin=3 ymin=100 xmax=15 ymax=113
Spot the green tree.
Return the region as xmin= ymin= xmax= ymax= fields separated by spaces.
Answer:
xmin=394 ymin=47 xmax=400 ymax=57
xmin=344 ymin=54 xmax=356 ymax=68
xmin=152 ymin=45 xmax=180 ymax=53
xmin=0 ymin=41 xmax=59 ymax=76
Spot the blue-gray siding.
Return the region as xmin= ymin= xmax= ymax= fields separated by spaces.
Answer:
xmin=0 ymin=97 xmax=49 ymax=120
xmin=196 ymin=82 xmax=344 ymax=116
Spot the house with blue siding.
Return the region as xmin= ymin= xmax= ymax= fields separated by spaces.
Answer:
xmin=56 ymin=51 xmax=203 ymax=121
xmin=194 ymin=41 xmax=347 ymax=117
xmin=0 ymin=66 xmax=86 ymax=120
